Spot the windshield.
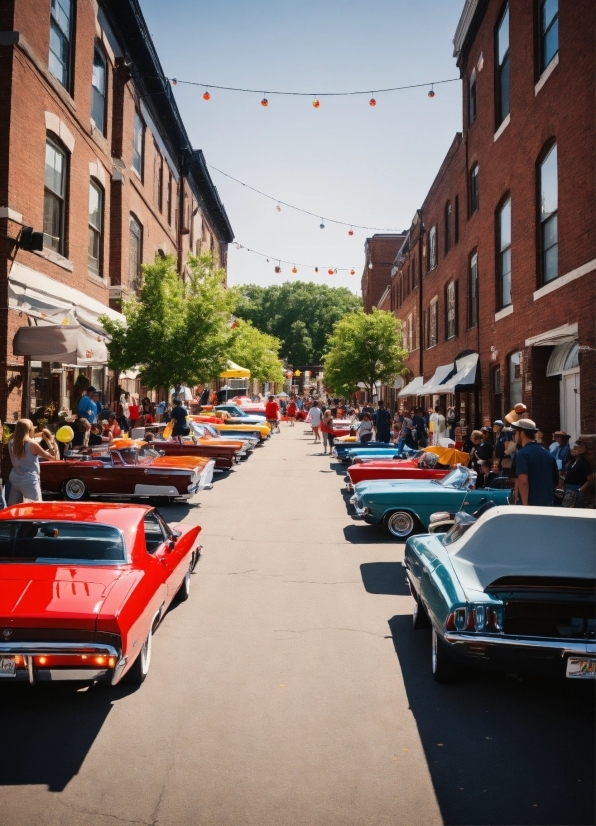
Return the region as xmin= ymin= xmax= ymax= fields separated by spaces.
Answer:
xmin=191 ymin=422 xmax=209 ymax=438
xmin=438 ymin=465 xmax=474 ymax=489
xmin=0 ymin=521 xmax=126 ymax=563
xmin=441 ymin=511 xmax=477 ymax=547
xmin=201 ymin=424 xmax=220 ymax=438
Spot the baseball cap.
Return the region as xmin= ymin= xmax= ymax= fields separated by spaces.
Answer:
xmin=510 ymin=418 xmax=538 ymax=433
xmin=493 ymin=419 xmax=505 ymax=427
xmin=87 ymin=386 xmax=97 ymax=393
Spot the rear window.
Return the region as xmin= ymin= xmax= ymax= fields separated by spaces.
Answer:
xmin=0 ymin=521 xmax=126 ymax=563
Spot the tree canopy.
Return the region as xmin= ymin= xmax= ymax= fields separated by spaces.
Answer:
xmin=322 ymin=308 xmax=408 ymax=397
xmin=100 ymin=253 xmax=236 ymax=390
xmin=228 ymin=319 xmax=284 ymax=384
xmin=234 ymin=282 xmax=361 ymax=366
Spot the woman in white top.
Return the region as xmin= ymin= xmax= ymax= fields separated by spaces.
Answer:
xmin=7 ymin=419 xmax=58 ymax=505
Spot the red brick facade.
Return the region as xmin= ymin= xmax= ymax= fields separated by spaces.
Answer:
xmin=0 ymin=0 xmax=233 ymax=423
xmin=377 ymin=0 xmax=594 ymax=444
xmin=361 ymin=234 xmax=405 ymax=313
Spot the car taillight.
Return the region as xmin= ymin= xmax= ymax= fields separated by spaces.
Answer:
xmin=34 ymin=655 xmax=116 ymax=668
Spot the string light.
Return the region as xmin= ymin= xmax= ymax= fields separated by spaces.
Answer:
xmin=208 ymin=165 xmax=401 ymax=232
xmin=232 ymin=243 xmax=356 ymax=274
xmin=261 ymin=97 xmax=268 ymax=107
xmin=203 ymin=90 xmax=211 ymax=101
xmin=320 ymin=219 xmax=325 ymax=229
xmin=350 ymin=269 xmax=356 ymax=275
xmin=167 ymin=75 xmax=457 ymax=102
xmin=292 ymin=266 xmax=298 ymax=273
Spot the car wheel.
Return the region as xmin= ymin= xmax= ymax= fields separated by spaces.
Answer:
xmin=124 ymin=628 xmax=153 ymax=685
xmin=431 ymin=628 xmax=458 ymax=683
xmin=413 ymin=592 xmax=431 ymax=629
xmin=384 ymin=510 xmax=419 ymax=539
xmin=175 ymin=563 xmax=192 ymax=602
xmin=63 ymin=478 xmax=87 ymax=501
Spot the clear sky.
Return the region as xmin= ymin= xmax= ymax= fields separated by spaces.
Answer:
xmin=140 ymin=0 xmax=465 ymax=293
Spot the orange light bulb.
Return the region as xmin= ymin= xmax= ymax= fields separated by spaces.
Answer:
xmin=203 ymin=91 xmax=211 ymax=101
xmin=261 ymin=97 xmax=268 ymax=107
xmin=312 ymin=98 xmax=320 ymax=109
xmin=369 ymin=97 xmax=377 ymax=107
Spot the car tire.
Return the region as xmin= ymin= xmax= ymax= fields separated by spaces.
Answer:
xmin=384 ymin=510 xmax=419 ymax=540
xmin=63 ymin=478 xmax=88 ymax=501
xmin=413 ymin=592 xmax=431 ymax=630
xmin=123 ymin=627 xmax=153 ymax=685
xmin=431 ymin=628 xmax=458 ymax=683
xmin=175 ymin=563 xmax=192 ymax=602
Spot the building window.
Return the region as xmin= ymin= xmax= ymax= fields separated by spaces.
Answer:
xmin=496 ymin=3 xmax=510 ymax=127
xmin=509 ymin=351 xmax=522 ymax=407
xmin=49 ymin=0 xmax=73 ymax=90
xmin=88 ymin=181 xmax=103 ymax=274
xmin=91 ymin=45 xmax=107 ymax=134
xmin=428 ymin=226 xmax=437 ymax=270
xmin=468 ymin=251 xmax=478 ymax=328
xmin=445 ymin=202 xmax=452 ymax=253
xmin=129 ymin=215 xmax=143 ymax=291
xmin=454 ymin=195 xmax=459 ymax=242
xmin=154 ymin=144 xmax=163 ymax=212
xmin=446 ymin=281 xmax=457 ymax=339
xmin=132 ymin=112 xmax=144 ymax=177
xmin=493 ymin=365 xmax=501 ymax=395
xmin=498 ymin=197 xmax=512 ymax=307
xmin=166 ymin=171 xmax=172 ymax=224
xmin=469 ymin=69 xmax=477 ymax=125
xmin=539 ymin=142 xmax=558 ymax=283
xmin=413 ymin=306 xmax=419 ymax=350
xmin=470 ymin=164 xmax=479 ymax=214
xmin=402 ymin=319 xmax=407 ymax=351
xmin=540 ymin=0 xmax=558 ymax=73
xmin=407 ymin=313 xmax=413 ymax=352
xmin=411 ymin=257 xmax=417 ymax=288
xmin=428 ymin=300 xmax=438 ymax=348
xmin=43 ymin=137 xmax=67 ymax=254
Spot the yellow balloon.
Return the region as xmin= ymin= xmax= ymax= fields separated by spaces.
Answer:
xmin=55 ymin=425 xmax=74 ymax=443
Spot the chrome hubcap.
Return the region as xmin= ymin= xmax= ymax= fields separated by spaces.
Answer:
xmin=432 ymin=629 xmax=438 ymax=673
xmin=65 ymin=479 xmax=85 ymax=499
xmin=388 ymin=511 xmax=414 ymax=537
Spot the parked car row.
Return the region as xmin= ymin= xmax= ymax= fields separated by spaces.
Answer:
xmin=0 ymin=398 xmax=272 ymax=688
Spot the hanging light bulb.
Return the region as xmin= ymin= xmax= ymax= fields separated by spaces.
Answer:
xmin=327 ymin=269 xmax=334 ymax=275
xmin=292 ymin=266 xmax=298 ymax=274
xmin=312 ymin=97 xmax=320 ymax=109
xmin=350 ymin=269 xmax=356 ymax=275
xmin=320 ymin=219 xmax=325 ymax=229
xmin=261 ymin=96 xmax=268 ymax=107
xmin=348 ymin=227 xmax=354 ymax=236
xmin=266 ymin=258 xmax=269 ymax=263
xmin=314 ymin=267 xmax=319 ymax=273
xmin=369 ymin=95 xmax=377 ymax=107
xmin=368 ymin=261 xmax=373 ymax=269
xmin=171 ymin=78 xmax=178 ymax=86
xmin=276 ymin=204 xmax=281 ymax=212
xmin=428 ymin=85 xmax=435 ymax=98
xmin=203 ymin=89 xmax=211 ymax=101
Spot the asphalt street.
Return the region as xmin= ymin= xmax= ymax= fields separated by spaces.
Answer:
xmin=0 ymin=424 xmax=593 ymax=826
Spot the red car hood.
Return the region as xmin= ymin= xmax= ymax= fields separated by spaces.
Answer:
xmin=0 ymin=565 xmax=124 ymax=631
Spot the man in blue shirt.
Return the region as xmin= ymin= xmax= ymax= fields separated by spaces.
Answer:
xmin=511 ymin=418 xmax=559 ymax=506
xmin=373 ymin=400 xmax=392 ymax=444
xmin=170 ymin=397 xmax=190 ymax=437
xmin=78 ymin=386 xmax=98 ymax=424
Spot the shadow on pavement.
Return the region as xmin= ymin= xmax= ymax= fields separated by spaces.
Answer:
xmin=360 ymin=562 xmax=410 ymax=596
xmin=388 ymin=614 xmax=596 ymax=826
xmin=0 ymin=681 xmax=137 ymax=791
xmin=329 ymin=460 xmax=348 ymax=476
xmin=343 ymin=524 xmax=394 ymax=545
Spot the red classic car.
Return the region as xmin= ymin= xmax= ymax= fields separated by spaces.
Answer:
xmin=38 ymin=443 xmax=215 ymax=502
xmin=346 ymin=457 xmax=450 ymax=491
xmin=0 ymin=502 xmax=202 ymax=686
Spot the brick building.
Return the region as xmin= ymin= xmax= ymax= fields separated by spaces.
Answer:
xmin=361 ymin=233 xmax=405 ymax=313
xmin=0 ymin=0 xmax=233 ymax=423
xmin=379 ymin=0 xmax=594 ymax=446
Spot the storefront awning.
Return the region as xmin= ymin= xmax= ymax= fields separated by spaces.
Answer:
xmin=416 ymin=364 xmax=455 ymax=395
xmin=220 ymin=361 xmax=250 ymax=379
xmin=439 ymin=352 xmax=479 ymax=394
xmin=13 ymin=322 xmax=109 ymax=365
xmin=397 ymin=375 xmax=424 ymax=398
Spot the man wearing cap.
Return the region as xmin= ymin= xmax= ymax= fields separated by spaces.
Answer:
xmin=562 ymin=440 xmax=594 ymax=506
xmin=549 ymin=430 xmax=571 ymax=470
xmin=511 ymin=418 xmax=559 ymax=506
xmin=78 ymin=386 xmax=98 ymax=424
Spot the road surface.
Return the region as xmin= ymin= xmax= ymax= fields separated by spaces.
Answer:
xmin=0 ymin=425 xmax=593 ymax=825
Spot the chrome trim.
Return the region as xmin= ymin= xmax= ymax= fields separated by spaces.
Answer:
xmin=0 ymin=642 xmax=119 ymax=657
xmin=27 ymin=655 xmax=34 ymax=684
xmin=37 ymin=668 xmax=109 ymax=681
xmin=353 ymin=505 xmax=369 ymax=517
xmin=444 ymin=632 xmax=595 ymax=657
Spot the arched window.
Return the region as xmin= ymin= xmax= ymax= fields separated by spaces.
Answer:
xmin=44 ymin=136 xmax=68 ymax=255
xmin=539 ymin=142 xmax=558 ymax=283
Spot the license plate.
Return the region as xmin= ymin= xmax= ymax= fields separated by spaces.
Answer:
xmin=566 ymin=657 xmax=596 ymax=679
xmin=0 ymin=657 xmax=16 ymax=677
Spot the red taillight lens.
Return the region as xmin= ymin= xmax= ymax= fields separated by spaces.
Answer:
xmin=33 ymin=655 xmax=116 ymax=668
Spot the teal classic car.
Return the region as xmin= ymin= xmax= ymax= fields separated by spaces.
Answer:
xmin=404 ymin=506 xmax=596 ymax=682
xmin=350 ymin=466 xmax=511 ymax=539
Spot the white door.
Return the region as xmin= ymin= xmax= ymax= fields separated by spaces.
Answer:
xmin=560 ymin=369 xmax=580 ymax=443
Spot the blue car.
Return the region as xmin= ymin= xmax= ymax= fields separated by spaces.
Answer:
xmin=351 ymin=465 xmax=511 ymax=539
xmin=404 ymin=506 xmax=596 ymax=682
xmin=214 ymin=404 xmax=266 ymax=425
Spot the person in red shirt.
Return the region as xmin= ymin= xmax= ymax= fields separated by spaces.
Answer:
xmin=287 ymin=398 xmax=297 ymax=427
xmin=265 ymin=395 xmax=280 ymax=433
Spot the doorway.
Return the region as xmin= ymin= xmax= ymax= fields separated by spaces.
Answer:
xmin=561 ymin=370 xmax=580 ymax=443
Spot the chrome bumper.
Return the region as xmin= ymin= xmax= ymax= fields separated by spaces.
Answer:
xmin=0 ymin=642 xmax=122 ymax=685
xmin=443 ymin=632 xmax=596 ymax=657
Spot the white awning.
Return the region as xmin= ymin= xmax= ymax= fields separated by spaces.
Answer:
xmin=13 ymin=322 xmax=109 ymax=365
xmin=525 ymin=323 xmax=578 ymax=347
xmin=416 ymin=364 xmax=454 ymax=395
xmin=397 ymin=375 xmax=424 ymax=398
xmin=439 ymin=352 xmax=479 ymax=394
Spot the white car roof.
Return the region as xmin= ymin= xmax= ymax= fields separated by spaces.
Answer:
xmin=446 ymin=506 xmax=596 ymax=590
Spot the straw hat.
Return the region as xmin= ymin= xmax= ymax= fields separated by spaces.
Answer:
xmin=504 ymin=403 xmax=527 ymax=424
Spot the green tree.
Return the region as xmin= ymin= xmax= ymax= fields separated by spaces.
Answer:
xmin=322 ymin=308 xmax=407 ymax=397
xmin=100 ymin=253 xmax=236 ymax=390
xmin=228 ymin=319 xmax=284 ymax=384
xmin=234 ymin=282 xmax=361 ymax=365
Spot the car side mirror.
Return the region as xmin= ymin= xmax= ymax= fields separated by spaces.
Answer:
xmin=167 ymin=540 xmax=176 ymax=551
